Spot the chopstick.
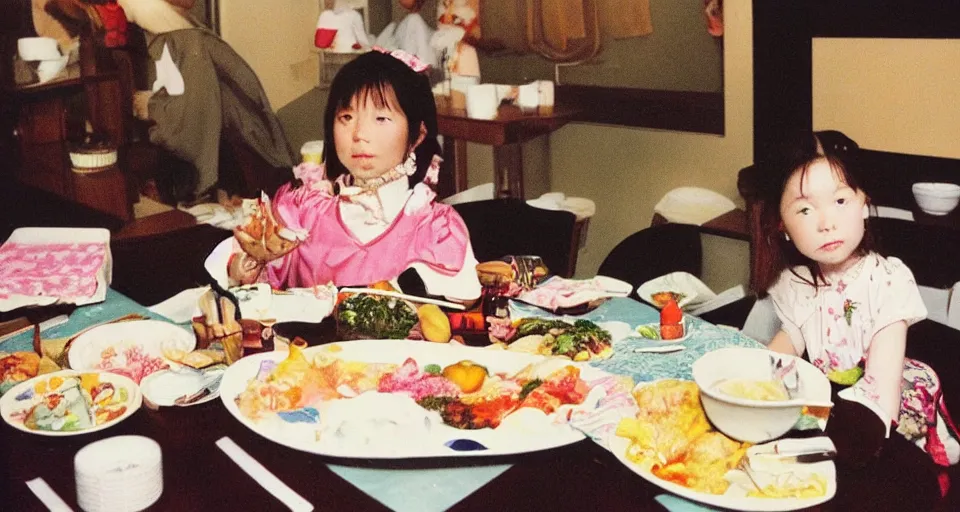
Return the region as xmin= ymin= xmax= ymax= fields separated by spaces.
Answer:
xmin=25 ymin=477 xmax=73 ymax=512
xmin=338 ymin=287 xmax=467 ymax=310
xmin=216 ymin=437 xmax=313 ymax=512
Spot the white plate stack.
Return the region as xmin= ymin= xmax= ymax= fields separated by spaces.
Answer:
xmin=74 ymin=436 xmax=163 ymax=512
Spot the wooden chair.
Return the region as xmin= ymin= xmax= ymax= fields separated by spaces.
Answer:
xmin=451 ymin=198 xmax=578 ymax=277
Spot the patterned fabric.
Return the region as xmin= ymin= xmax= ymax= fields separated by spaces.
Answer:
xmin=372 ymin=46 xmax=430 ymax=73
xmin=509 ymin=299 xmax=765 ymax=383
xmin=896 ymin=359 xmax=960 ymax=466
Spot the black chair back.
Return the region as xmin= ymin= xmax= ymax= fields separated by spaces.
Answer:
xmin=597 ymin=223 xmax=703 ymax=298
xmin=452 ymin=198 xmax=578 ymax=277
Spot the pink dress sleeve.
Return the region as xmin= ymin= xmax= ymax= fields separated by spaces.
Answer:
xmin=264 ymin=165 xmax=337 ymax=289
xmin=866 ymin=256 xmax=928 ymax=339
xmin=410 ymin=203 xmax=470 ymax=277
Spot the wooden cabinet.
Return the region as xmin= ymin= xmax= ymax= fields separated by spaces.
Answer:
xmin=5 ymin=36 xmax=135 ymax=221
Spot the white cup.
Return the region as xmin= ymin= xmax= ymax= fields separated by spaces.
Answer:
xmin=300 ymin=140 xmax=324 ymax=164
xmin=517 ymin=82 xmax=539 ymax=113
xmin=18 ymin=37 xmax=61 ymax=62
xmin=75 ymin=436 xmax=163 ymax=512
xmin=36 ymin=55 xmax=68 ymax=83
xmin=466 ymin=84 xmax=499 ymax=120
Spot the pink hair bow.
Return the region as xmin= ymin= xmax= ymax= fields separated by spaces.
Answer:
xmin=373 ymin=46 xmax=430 ymax=73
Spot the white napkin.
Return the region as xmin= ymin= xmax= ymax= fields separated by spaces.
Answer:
xmin=653 ymin=187 xmax=736 ymax=226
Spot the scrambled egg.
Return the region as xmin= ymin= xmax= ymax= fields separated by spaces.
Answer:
xmin=616 ymin=380 xmax=748 ymax=494
xmin=715 ymin=378 xmax=789 ymax=402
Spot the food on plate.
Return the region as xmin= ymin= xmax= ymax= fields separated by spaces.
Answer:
xmin=746 ymin=472 xmax=829 ymax=499
xmin=501 ymin=318 xmax=613 ymax=360
xmin=715 ymin=378 xmax=790 ymax=402
xmin=234 ymin=193 xmax=304 ymax=262
xmin=616 ymin=380 xmax=749 ymax=494
xmin=659 ymin=299 xmax=684 ymax=340
xmin=636 ymin=325 xmax=660 ymax=340
xmin=1 ymin=352 xmax=41 ymax=395
xmin=651 ymin=291 xmax=686 ymax=308
xmin=442 ymin=361 xmax=487 ymax=393
xmin=336 ymin=292 xmax=419 ymax=340
xmin=0 ymin=242 xmax=106 ymax=299
xmin=8 ymin=373 xmax=130 ymax=433
xmin=235 ymin=346 xmax=591 ymax=432
xmin=418 ymin=304 xmax=452 ymax=343
xmin=95 ymin=345 xmax=168 ymax=384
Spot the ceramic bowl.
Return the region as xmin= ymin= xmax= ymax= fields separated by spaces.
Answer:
xmin=18 ymin=37 xmax=60 ymax=61
xmin=692 ymin=347 xmax=832 ymax=443
xmin=912 ymin=182 xmax=960 ymax=216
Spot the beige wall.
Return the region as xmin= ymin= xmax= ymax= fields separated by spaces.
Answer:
xmin=220 ymin=1 xmax=320 ymax=109
xmin=813 ymin=38 xmax=960 ymax=159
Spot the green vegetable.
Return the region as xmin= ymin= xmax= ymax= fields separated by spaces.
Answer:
xmin=519 ymin=379 xmax=543 ymax=400
xmin=827 ymin=366 xmax=864 ymax=386
xmin=510 ymin=318 xmax=612 ymax=357
xmin=636 ymin=325 xmax=660 ymax=340
xmin=424 ymin=364 xmax=442 ymax=375
xmin=336 ymin=294 xmax=418 ymax=339
xmin=417 ymin=395 xmax=455 ymax=412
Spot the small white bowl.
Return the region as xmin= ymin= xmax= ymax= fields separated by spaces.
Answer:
xmin=912 ymin=182 xmax=960 ymax=216
xmin=692 ymin=347 xmax=832 ymax=443
xmin=18 ymin=37 xmax=61 ymax=62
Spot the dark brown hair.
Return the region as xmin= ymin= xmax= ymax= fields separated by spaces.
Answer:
xmin=322 ymin=51 xmax=441 ymax=189
xmin=753 ymin=130 xmax=875 ymax=296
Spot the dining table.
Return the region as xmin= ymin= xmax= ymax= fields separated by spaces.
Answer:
xmin=0 ymin=291 xmax=951 ymax=512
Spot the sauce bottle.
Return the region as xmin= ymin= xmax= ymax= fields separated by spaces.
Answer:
xmin=660 ymin=299 xmax=684 ymax=340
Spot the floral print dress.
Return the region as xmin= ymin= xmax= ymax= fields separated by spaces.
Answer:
xmin=769 ymin=252 xmax=959 ymax=467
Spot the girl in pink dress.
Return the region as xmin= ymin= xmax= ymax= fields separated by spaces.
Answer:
xmin=754 ymin=130 xmax=958 ymax=475
xmin=222 ymin=49 xmax=481 ymax=301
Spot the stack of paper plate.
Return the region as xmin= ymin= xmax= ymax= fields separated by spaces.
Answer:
xmin=74 ymin=436 xmax=163 ymax=512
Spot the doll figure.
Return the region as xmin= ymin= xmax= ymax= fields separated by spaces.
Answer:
xmin=375 ymin=0 xmax=437 ymax=69
xmin=430 ymin=0 xmax=479 ymax=78
xmin=315 ymin=0 xmax=371 ymax=52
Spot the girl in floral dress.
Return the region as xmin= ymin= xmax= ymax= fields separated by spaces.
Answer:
xmin=753 ymin=130 xmax=959 ymax=476
xmin=212 ymin=49 xmax=481 ymax=302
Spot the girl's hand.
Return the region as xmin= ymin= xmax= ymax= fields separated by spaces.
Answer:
xmin=227 ymin=252 xmax=264 ymax=285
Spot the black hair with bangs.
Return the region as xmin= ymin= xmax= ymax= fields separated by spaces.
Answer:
xmin=322 ymin=51 xmax=441 ymax=188
xmin=753 ymin=130 xmax=876 ymax=295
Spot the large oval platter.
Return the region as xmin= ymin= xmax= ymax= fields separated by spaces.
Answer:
xmin=220 ymin=339 xmax=618 ymax=459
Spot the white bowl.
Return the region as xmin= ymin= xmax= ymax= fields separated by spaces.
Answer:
xmin=18 ymin=37 xmax=61 ymax=62
xmin=692 ymin=347 xmax=832 ymax=443
xmin=912 ymin=182 xmax=960 ymax=216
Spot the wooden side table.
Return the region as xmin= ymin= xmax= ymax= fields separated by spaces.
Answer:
xmin=436 ymin=103 xmax=577 ymax=199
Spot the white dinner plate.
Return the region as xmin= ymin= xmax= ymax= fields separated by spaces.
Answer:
xmin=67 ymin=320 xmax=195 ymax=375
xmin=636 ymin=271 xmax=715 ymax=310
xmin=1 ymin=370 xmax=141 ymax=436
xmin=606 ymin=381 xmax=836 ymax=511
xmin=220 ymin=339 xmax=616 ymax=459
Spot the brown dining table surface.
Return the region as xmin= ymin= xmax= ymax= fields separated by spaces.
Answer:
xmin=1 ymin=314 xmax=953 ymax=512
